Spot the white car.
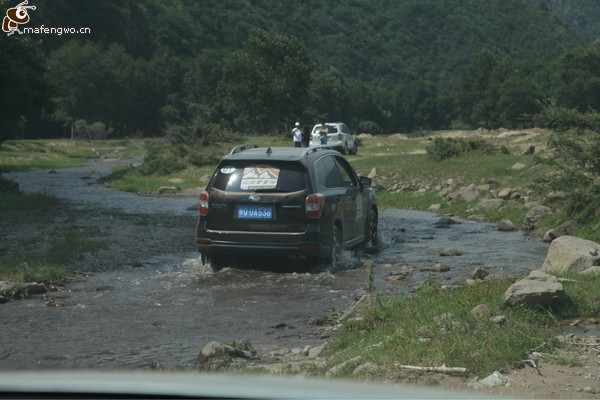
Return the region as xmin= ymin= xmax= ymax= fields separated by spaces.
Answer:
xmin=309 ymin=122 xmax=357 ymax=155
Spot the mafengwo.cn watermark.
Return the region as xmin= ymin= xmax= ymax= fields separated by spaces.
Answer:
xmin=23 ymin=25 xmax=91 ymax=36
xmin=2 ymin=0 xmax=91 ymax=36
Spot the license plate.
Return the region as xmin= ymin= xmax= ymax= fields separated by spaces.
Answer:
xmin=237 ymin=205 xmax=273 ymax=219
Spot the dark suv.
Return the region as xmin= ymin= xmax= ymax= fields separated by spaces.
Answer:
xmin=196 ymin=144 xmax=378 ymax=271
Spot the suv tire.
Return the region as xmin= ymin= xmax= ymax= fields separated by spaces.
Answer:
xmin=209 ymin=255 xmax=226 ymax=272
xmin=366 ymin=208 xmax=378 ymax=246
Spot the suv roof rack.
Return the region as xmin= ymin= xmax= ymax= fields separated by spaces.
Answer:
xmin=302 ymin=145 xmax=332 ymax=157
xmin=229 ymin=143 xmax=259 ymax=155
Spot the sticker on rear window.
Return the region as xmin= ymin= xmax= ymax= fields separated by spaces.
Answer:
xmin=241 ymin=166 xmax=279 ymax=190
xmin=220 ymin=166 xmax=236 ymax=174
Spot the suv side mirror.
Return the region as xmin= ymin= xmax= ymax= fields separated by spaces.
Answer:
xmin=359 ymin=176 xmax=372 ymax=190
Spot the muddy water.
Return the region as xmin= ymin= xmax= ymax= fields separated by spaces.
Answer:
xmin=1 ymin=159 xmax=549 ymax=369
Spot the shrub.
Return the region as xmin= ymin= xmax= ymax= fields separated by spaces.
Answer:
xmin=358 ymin=120 xmax=381 ymax=135
xmin=426 ymin=137 xmax=496 ymax=161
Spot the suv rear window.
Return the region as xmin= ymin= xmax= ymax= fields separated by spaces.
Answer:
xmin=211 ymin=161 xmax=308 ymax=193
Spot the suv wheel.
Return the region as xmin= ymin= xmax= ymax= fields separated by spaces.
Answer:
xmin=366 ymin=208 xmax=378 ymax=247
xmin=209 ymin=255 xmax=226 ymax=272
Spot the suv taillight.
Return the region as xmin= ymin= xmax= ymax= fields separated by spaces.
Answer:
xmin=306 ymin=193 xmax=325 ymax=218
xmin=199 ymin=191 xmax=209 ymax=215
xmin=310 ymin=134 xmax=313 ymax=140
xmin=338 ymin=133 xmax=342 ymax=140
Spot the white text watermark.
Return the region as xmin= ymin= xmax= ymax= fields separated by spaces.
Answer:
xmin=23 ymin=25 xmax=91 ymax=35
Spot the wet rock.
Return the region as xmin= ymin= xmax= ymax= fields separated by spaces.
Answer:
xmin=542 ymin=235 xmax=600 ymax=273
xmin=524 ymin=206 xmax=552 ymax=232
xmin=430 ymin=263 xmax=450 ymax=272
xmin=24 ymin=282 xmax=47 ymax=295
xmin=158 ymin=186 xmax=178 ymax=194
xmin=434 ymin=217 xmax=460 ymax=228
xmin=432 ymin=248 xmax=463 ymax=256
xmin=498 ymin=219 xmax=518 ymax=232
xmin=469 ymin=267 xmax=490 ymax=280
xmin=197 ymin=340 xmax=253 ymax=364
xmin=386 ymin=269 xmax=414 ymax=281
xmin=270 ymin=322 xmax=295 ymax=330
xmin=542 ymin=220 xmax=577 ymax=243
xmin=504 ymin=270 xmax=565 ymax=308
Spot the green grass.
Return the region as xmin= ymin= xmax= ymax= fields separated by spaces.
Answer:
xmin=0 ymin=192 xmax=59 ymax=212
xmin=312 ymin=272 xmax=600 ymax=379
xmin=0 ymin=224 xmax=108 ymax=285
xmin=0 ymin=138 xmax=145 ymax=172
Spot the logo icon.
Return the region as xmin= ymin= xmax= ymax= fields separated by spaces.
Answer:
xmin=2 ymin=0 xmax=35 ymax=36
xmin=248 ymin=195 xmax=261 ymax=202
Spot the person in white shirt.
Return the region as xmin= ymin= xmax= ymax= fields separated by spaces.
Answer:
xmin=292 ymin=122 xmax=303 ymax=147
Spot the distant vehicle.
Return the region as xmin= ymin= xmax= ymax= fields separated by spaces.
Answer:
xmin=196 ymin=144 xmax=378 ymax=272
xmin=309 ymin=122 xmax=358 ymax=155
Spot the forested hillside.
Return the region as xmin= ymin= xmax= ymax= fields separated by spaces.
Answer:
xmin=2 ymin=0 xmax=598 ymax=142
xmin=531 ymin=0 xmax=600 ymax=43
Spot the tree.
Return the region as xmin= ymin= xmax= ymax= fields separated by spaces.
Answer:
xmin=534 ymin=102 xmax=600 ymax=220
xmin=0 ymin=35 xmax=47 ymax=144
xmin=47 ymin=40 xmax=136 ymax=137
xmin=218 ymin=28 xmax=314 ymax=132
xmin=554 ymin=43 xmax=600 ymax=112
xmin=454 ymin=50 xmax=506 ymax=129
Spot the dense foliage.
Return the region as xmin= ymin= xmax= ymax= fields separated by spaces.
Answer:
xmin=534 ymin=103 xmax=600 ymax=221
xmin=531 ymin=0 xmax=600 ymax=44
xmin=2 ymin=0 xmax=599 ymax=144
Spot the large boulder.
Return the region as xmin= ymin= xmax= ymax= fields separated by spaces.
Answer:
xmin=449 ymin=184 xmax=479 ymax=203
xmin=524 ymin=206 xmax=552 ymax=231
xmin=542 ymin=220 xmax=578 ymax=243
xmin=504 ymin=270 xmax=565 ymax=307
xmin=542 ymin=235 xmax=600 ymax=273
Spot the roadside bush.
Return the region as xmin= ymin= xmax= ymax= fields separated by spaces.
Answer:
xmin=358 ymin=120 xmax=381 ymax=135
xmin=426 ymin=137 xmax=496 ymax=161
xmin=74 ymin=120 xmax=113 ymax=139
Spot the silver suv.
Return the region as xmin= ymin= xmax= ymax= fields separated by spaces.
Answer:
xmin=309 ymin=122 xmax=357 ymax=155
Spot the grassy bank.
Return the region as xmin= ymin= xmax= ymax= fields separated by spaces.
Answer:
xmin=0 ymin=138 xmax=145 ymax=172
xmin=301 ymin=271 xmax=600 ymax=379
xmin=0 ymin=181 xmax=108 ymax=291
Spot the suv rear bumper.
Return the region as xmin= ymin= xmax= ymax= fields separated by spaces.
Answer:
xmin=196 ymin=225 xmax=329 ymax=259
xmin=196 ymin=240 xmax=326 ymax=259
